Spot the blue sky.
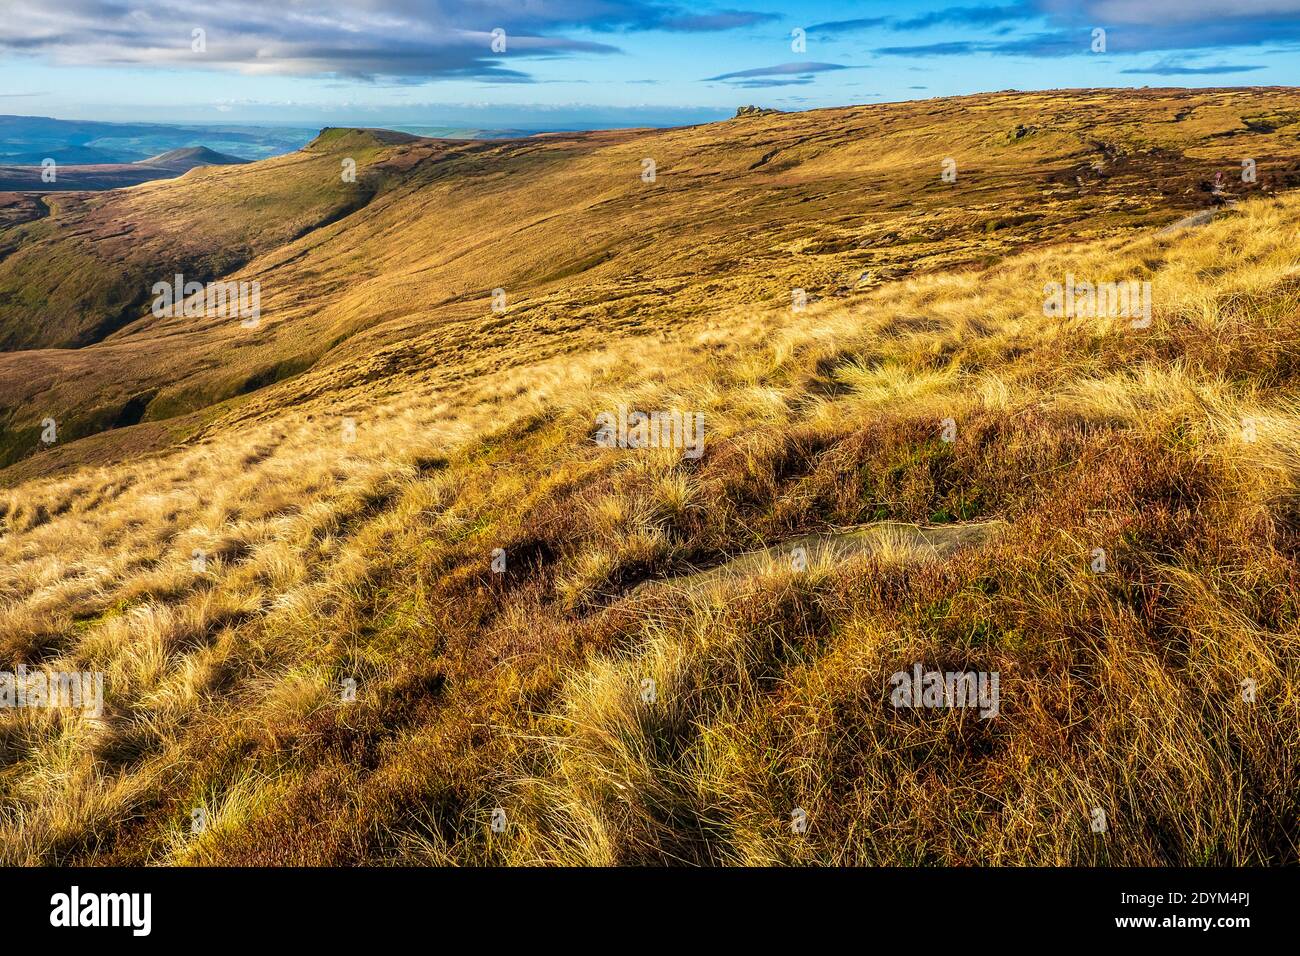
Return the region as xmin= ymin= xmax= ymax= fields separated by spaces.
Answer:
xmin=0 ymin=1 xmax=1297 ymax=127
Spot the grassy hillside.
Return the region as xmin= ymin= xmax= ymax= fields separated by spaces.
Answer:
xmin=0 ymin=89 xmax=1298 ymax=865
xmin=4 ymin=88 xmax=1300 ymax=476
xmin=0 ymin=130 xmax=406 ymax=351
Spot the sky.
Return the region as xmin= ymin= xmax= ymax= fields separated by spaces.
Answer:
xmin=0 ymin=1 xmax=1297 ymax=128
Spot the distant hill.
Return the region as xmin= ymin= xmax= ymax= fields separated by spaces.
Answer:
xmin=0 ymin=113 xmax=316 ymax=166
xmin=139 ymin=146 xmax=249 ymax=169
xmin=0 ymin=144 xmax=249 ymax=191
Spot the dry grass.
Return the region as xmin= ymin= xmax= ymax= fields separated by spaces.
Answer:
xmin=2 ymin=112 xmax=1299 ymax=865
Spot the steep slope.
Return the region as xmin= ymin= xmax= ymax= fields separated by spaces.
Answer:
xmin=0 ymin=129 xmax=410 ymax=352
xmin=4 ymin=87 xmax=1300 ymax=478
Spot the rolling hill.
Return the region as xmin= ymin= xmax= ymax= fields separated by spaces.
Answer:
xmin=0 ymin=88 xmax=1298 ymax=865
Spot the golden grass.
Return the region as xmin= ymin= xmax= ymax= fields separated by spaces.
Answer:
xmin=2 ymin=168 xmax=1299 ymax=866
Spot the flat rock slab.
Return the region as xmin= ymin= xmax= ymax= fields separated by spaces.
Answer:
xmin=1157 ymin=208 xmax=1218 ymax=235
xmin=634 ymin=519 xmax=1007 ymax=597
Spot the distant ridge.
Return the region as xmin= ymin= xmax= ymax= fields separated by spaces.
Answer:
xmin=0 ymin=144 xmax=249 ymax=192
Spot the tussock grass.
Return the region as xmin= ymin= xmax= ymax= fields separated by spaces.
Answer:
xmin=2 ymin=185 xmax=1299 ymax=865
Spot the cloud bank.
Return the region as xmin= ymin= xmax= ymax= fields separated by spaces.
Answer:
xmin=0 ymin=0 xmax=773 ymax=82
